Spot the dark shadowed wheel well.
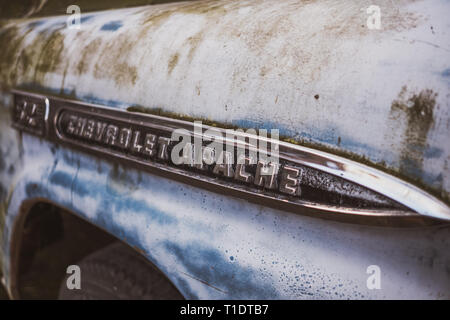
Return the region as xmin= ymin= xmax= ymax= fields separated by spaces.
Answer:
xmin=12 ymin=201 xmax=183 ymax=299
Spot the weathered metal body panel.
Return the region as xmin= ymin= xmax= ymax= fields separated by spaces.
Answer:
xmin=0 ymin=109 xmax=449 ymax=299
xmin=1 ymin=0 xmax=450 ymax=298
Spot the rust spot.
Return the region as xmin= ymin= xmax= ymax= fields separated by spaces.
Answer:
xmin=391 ymin=86 xmax=437 ymax=177
xmin=35 ymin=31 xmax=65 ymax=76
xmin=167 ymin=53 xmax=179 ymax=75
xmin=143 ymin=1 xmax=228 ymax=27
xmin=93 ymin=34 xmax=138 ymax=86
xmin=77 ymin=38 xmax=102 ymax=75
xmin=0 ymin=26 xmax=33 ymax=84
xmin=186 ymin=31 xmax=204 ymax=63
xmin=259 ymin=66 xmax=268 ymax=77
xmin=94 ymin=61 xmax=138 ymax=86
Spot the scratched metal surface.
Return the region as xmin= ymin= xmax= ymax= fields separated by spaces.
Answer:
xmin=0 ymin=0 xmax=450 ymax=298
xmin=0 ymin=110 xmax=449 ymax=299
xmin=0 ymin=0 xmax=449 ymax=202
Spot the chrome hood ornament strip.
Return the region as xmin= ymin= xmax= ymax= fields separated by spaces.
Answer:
xmin=10 ymin=90 xmax=450 ymax=223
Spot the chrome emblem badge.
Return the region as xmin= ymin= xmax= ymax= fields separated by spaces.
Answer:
xmin=11 ymin=90 xmax=450 ymax=223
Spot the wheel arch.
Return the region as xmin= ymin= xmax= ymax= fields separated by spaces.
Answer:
xmin=7 ymin=197 xmax=183 ymax=299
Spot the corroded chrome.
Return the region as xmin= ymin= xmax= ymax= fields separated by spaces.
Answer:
xmin=10 ymin=89 xmax=450 ymax=221
xmin=11 ymin=92 xmax=48 ymax=137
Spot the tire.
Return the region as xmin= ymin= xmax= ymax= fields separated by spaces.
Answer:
xmin=58 ymin=242 xmax=183 ymax=300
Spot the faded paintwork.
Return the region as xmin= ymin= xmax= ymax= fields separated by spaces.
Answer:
xmin=0 ymin=0 xmax=449 ymax=202
xmin=0 ymin=0 xmax=450 ymax=299
xmin=0 ymin=109 xmax=449 ymax=299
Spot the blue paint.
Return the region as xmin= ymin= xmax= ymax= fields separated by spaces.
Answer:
xmin=100 ymin=21 xmax=123 ymax=31
xmin=29 ymin=144 xmax=280 ymax=298
xmin=27 ymin=21 xmax=46 ymax=29
xmin=442 ymin=68 xmax=450 ymax=78
xmin=107 ymin=196 xmax=177 ymax=226
xmin=162 ymin=241 xmax=281 ymax=299
xmin=81 ymin=94 xmax=128 ymax=108
xmin=80 ymin=15 xmax=94 ymax=24
xmin=231 ymin=119 xmax=297 ymax=137
xmin=2 ymin=130 xmax=450 ymax=299
xmin=231 ymin=119 xmax=394 ymax=166
xmin=49 ymin=171 xmax=74 ymax=189
xmin=25 ymin=182 xmax=49 ymax=198
xmin=57 ymin=168 xmax=179 ymax=226
xmin=424 ymin=146 xmax=443 ymax=159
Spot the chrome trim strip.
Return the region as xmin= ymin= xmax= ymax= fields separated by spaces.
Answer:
xmin=280 ymin=146 xmax=450 ymax=220
xmin=10 ymin=89 xmax=450 ymax=222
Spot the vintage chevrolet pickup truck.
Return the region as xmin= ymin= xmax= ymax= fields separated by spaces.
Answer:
xmin=0 ymin=0 xmax=449 ymax=299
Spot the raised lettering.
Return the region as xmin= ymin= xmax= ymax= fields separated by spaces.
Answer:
xmin=117 ymin=128 xmax=132 ymax=149
xmin=142 ymin=133 xmax=157 ymax=157
xmin=279 ymin=166 xmax=301 ymax=196
xmin=157 ymin=137 xmax=171 ymax=160
xmin=234 ymin=155 xmax=254 ymax=183
xmin=104 ymin=125 xmax=118 ymax=145
xmin=254 ymin=161 xmax=278 ymax=189
xmin=213 ymin=151 xmax=234 ymax=178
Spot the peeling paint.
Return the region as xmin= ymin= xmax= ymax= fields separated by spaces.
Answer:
xmin=391 ymin=87 xmax=437 ymax=177
xmin=100 ymin=20 xmax=123 ymax=31
xmin=1 ymin=0 xmax=450 ymax=299
xmin=442 ymin=68 xmax=450 ymax=78
xmin=0 ymin=127 xmax=449 ymax=299
xmin=0 ymin=0 xmax=448 ymax=204
xmin=167 ymin=53 xmax=179 ymax=75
